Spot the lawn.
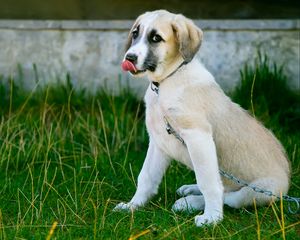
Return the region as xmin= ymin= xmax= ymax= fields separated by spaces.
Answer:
xmin=0 ymin=56 xmax=299 ymax=239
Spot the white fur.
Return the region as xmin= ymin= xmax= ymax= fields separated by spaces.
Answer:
xmin=114 ymin=10 xmax=290 ymax=227
xmin=124 ymin=12 xmax=159 ymax=70
xmin=125 ymin=32 xmax=148 ymax=70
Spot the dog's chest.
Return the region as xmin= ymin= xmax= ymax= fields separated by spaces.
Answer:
xmin=144 ymin=90 xmax=193 ymax=169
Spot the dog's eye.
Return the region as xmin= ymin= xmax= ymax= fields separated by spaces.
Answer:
xmin=132 ymin=30 xmax=139 ymax=39
xmin=152 ymin=34 xmax=163 ymax=43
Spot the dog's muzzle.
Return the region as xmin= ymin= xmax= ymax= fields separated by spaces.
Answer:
xmin=121 ymin=53 xmax=146 ymax=75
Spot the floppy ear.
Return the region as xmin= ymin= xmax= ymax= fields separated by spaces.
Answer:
xmin=171 ymin=15 xmax=203 ymax=62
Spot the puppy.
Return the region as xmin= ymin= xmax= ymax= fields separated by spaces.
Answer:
xmin=115 ymin=10 xmax=290 ymax=226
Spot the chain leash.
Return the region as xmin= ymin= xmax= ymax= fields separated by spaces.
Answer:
xmin=163 ymin=116 xmax=300 ymax=214
xmin=219 ymin=169 xmax=300 ymax=214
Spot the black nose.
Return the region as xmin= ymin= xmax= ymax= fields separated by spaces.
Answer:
xmin=125 ymin=53 xmax=138 ymax=63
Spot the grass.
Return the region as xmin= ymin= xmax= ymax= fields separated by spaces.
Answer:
xmin=0 ymin=56 xmax=299 ymax=239
xmin=231 ymin=53 xmax=300 ymax=133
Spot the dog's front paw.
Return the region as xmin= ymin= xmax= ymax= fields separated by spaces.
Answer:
xmin=113 ymin=202 xmax=137 ymax=212
xmin=194 ymin=212 xmax=223 ymax=227
xmin=176 ymin=184 xmax=202 ymax=196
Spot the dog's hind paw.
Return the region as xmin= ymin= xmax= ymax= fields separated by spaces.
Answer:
xmin=194 ymin=212 xmax=223 ymax=227
xmin=176 ymin=184 xmax=202 ymax=196
xmin=172 ymin=195 xmax=205 ymax=213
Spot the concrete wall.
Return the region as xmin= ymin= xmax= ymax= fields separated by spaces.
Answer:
xmin=0 ymin=20 xmax=299 ymax=96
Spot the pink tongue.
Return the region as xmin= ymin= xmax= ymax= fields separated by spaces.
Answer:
xmin=121 ymin=60 xmax=137 ymax=72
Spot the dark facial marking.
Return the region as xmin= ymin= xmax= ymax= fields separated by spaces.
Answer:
xmin=148 ymin=29 xmax=164 ymax=44
xmin=142 ymin=29 xmax=165 ymax=72
xmin=129 ymin=25 xmax=141 ymax=49
xmin=143 ymin=47 xmax=157 ymax=72
xmin=132 ymin=25 xmax=140 ymax=40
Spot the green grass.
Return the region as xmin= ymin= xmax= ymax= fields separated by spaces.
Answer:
xmin=0 ymin=57 xmax=299 ymax=239
xmin=231 ymin=53 xmax=300 ymax=133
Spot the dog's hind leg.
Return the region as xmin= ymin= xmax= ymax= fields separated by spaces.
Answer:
xmin=224 ymin=177 xmax=289 ymax=209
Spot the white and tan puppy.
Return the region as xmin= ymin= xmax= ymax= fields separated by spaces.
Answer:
xmin=115 ymin=10 xmax=290 ymax=226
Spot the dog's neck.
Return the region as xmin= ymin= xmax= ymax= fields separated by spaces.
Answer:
xmin=150 ymin=58 xmax=189 ymax=94
xmin=161 ymin=60 xmax=188 ymax=81
xmin=148 ymin=55 xmax=185 ymax=80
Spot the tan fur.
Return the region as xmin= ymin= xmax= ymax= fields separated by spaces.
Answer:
xmin=171 ymin=14 xmax=203 ymax=62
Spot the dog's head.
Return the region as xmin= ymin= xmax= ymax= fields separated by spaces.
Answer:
xmin=122 ymin=10 xmax=203 ymax=81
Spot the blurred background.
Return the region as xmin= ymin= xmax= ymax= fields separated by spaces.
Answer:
xmin=0 ymin=0 xmax=299 ymax=94
xmin=1 ymin=0 xmax=300 ymax=19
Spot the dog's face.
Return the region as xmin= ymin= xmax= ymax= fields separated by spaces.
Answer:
xmin=122 ymin=10 xmax=203 ymax=81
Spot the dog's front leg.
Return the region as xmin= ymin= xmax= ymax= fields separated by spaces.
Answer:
xmin=114 ymin=140 xmax=170 ymax=211
xmin=182 ymin=128 xmax=224 ymax=226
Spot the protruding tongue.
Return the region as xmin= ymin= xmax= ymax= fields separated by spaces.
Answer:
xmin=121 ymin=60 xmax=137 ymax=72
